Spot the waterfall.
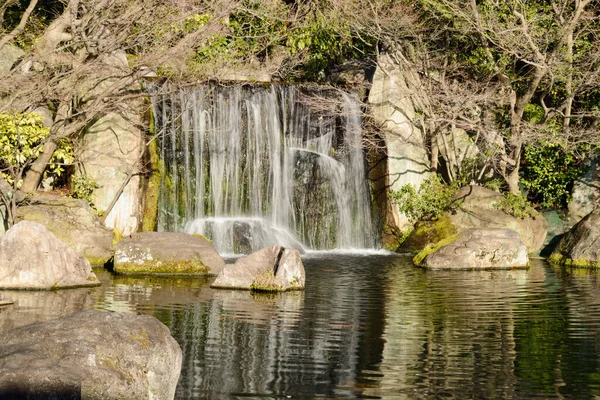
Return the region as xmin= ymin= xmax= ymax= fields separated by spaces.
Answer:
xmin=152 ymin=83 xmax=377 ymax=254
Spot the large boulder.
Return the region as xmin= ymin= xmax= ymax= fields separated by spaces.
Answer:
xmin=17 ymin=197 xmax=114 ymax=265
xmin=211 ymin=246 xmax=305 ymax=291
xmin=0 ymin=310 xmax=182 ymax=399
xmin=0 ymin=221 xmax=100 ymax=290
xmin=569 ymin=157 xmax=600 ymax=223
xmin=416 ymin=228 xmax=529 ymax=270
xmin=399 ymin=186 xmax=548 ymax=254
xmin=114 ymin=232 xmax=225 ymax=275
xmin=550 ymin=209 xmax=600 ymax=267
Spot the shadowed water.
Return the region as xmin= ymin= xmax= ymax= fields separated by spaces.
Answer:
xmin=2 ymin=255 xmax=600 ymax=399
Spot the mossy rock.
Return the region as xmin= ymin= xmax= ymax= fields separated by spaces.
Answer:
xmin=549 ymin=209 xmax=600 ymax=268
xmin=398 ymin=214 xmax=457 ymax=253
xmin=114 ymin=260 xmax=210 ymax=275
xmin=413 ymin=234 xmax=459 ymax=266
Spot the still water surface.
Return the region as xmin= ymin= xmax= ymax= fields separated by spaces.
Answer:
xmin=2 ymin=253 xmax=600 ymax=399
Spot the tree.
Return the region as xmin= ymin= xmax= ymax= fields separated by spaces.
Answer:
xmin=0 ymin=0 xmax=236 ymax=195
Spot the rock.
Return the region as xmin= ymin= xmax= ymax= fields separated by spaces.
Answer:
xmin=550 ymin=209 xmax=600 ymax=267
xmin=368 ymin=53 xmax=433 ymax=232
xmin=0 ymin=44 xmax=24 ymax=76
xmin=401 ymin=186 xmax=547 ymax=254
xmin=81 ymin=110 xmax=144 ymax=237
xmin=0 ymin=310 xmax=182 ymax=399
xmin=569 ymin=157 xmax=600 ymax=223
xmin=114 ymin=232 xmax=225 ymax=275
xmin=211 ymin=246 xmax=305 ymax=291
xmin=17 ymin=197 xmax=114 ymax=265
xmin=0 ymin=221 xmax=100 ymax=290
xmin=417 ymin=228 xmax=529 ymax=270
xmin=540 ymin=210 xmax=569 ymax=257
xmin=0 ymin=293 xmax=12 ymax=307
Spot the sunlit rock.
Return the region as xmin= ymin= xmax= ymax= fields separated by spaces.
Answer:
xmin=0 ymin=221 xmax=100 ymax=290
xmin=114 ymin=232 xmax=225 ymax=275
xmin=416 ymin=228 xmax=529 ymax=270
xmin=211 ymin=246 xmax=305 ymax=291
xmin=0 ymin=310 xmax=182 ymax=400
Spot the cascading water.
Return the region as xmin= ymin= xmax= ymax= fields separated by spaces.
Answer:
xmin=152 ymin=83 xmax=377 ymax=254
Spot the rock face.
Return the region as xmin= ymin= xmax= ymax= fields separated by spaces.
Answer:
xmin=569 ymin=157 xmax=600 ymax=223
xmin=419 ymin=228 xmax=529 ymax=270
xmin=0 ymin=44 xmax=24 ymax=76
xmin=211 ymin=246 xmax=305 ymax=291
xmin=17 ymin=197 xmax=114 ymax=265
xmin=550 ymin=209 xmax=600 ymax=267
xmin=368 ymin=53 xmax=432 ymax=232
xmin=114 ymin=232 xmax=225 ymax=275
xmin=0 ymin=221 xmax=100 ymax=290
xmin=81 ymin=110 xmax=144 ymax=237
xmin=0 ymin=293 xmax=12 ymax=307
xmin=400 ymin=186 xmax=548 ymax=254
xmin=0 ymin=310 xmax=182 ymax=400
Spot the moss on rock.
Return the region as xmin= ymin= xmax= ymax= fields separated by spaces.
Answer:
xmin=399 ymin=214 xmax=457 ymax=253
xmin=114 ymin=259 xmax=210 ymax=275
xmin=250 ymin=270 xmax=284 ymax=292
xmin=413 ymin=234 xmax=459 ymax=267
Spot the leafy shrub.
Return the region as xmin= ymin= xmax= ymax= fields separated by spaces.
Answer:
xmin=493 ymin=193 xmax=535 ymax=219
xmin=70 ymin=173 xmax=98 ymax=205
xmin=521 ymin=142 xmax=586 ymax=208
xmin=0 ymin=112 xmax=73 ymax=186
xmin=389 ymin=176 xmax=460 ymax=222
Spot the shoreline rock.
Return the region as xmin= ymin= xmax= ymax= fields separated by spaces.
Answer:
xmin=211 ymin=246 xmax=305 ymax=292
xmin=0 ymin=221 xmax=100 ymax=290
xmin=114 ymin=232 xmax=225 ymax=275
xmin=0 ymin=310 xmax=182 ymax=399
xmin=550 ymin=209 xmax=600 ymax=268
xmin=415 ymin=228 xmax=529 ymax=270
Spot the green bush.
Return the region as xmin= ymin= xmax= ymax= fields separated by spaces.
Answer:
xmin=389 ymin=176 xmax=460 ymax=222
xmin=0 ymin=112 xmax=73 ymax=186
xmin=521 ymin=142 xmax=586 ymax=208
xmin=70 ymin=173 xmax=98 ymax=206
xmin=493 ymin=193 xmax=535 ymax=219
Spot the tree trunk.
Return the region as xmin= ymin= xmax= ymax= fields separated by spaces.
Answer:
xmin=507 ymin=164 xmax=520 ymax=195
xmin=21 ymin=140 xmax=57 ymax=193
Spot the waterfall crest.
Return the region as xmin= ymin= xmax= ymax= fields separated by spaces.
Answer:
xmin=152 ymin=83 xmax=377 ymax=254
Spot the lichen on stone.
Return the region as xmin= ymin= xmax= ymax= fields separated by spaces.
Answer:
xmin=413 ymin=234 xmax=459 ymax=267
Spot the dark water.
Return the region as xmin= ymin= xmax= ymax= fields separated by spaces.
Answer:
xmin=2 ymin=253 xmax=600 ymax=399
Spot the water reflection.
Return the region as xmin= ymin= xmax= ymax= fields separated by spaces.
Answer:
xmin=2 ymin=256 xmax=600 ymax=398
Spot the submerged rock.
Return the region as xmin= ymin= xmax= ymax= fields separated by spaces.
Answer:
xmin=114 ymin=232 xmax=225 ymax=275
xmin=0 ymin=221 xmax=100 ymax=290
xmin=0 ymin=310 xmax=182 ymax=400
xmin=416 ymin=228 xmax=529 ymax=270
xmin=550 ymin=209 xmax=600 ymax=267
xmin=211 ymin=246 xmax=305 ymax=291
xmin=17 ymin=197 xmax=114 ymax=265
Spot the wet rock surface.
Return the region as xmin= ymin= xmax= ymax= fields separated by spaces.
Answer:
xmin=0 ymin=221 xmax=100 ymax=290
xmin=419 ymin=228 xmax=529 ymax=270
xmin=0 ymin=310 xmax=182 ymax=400
xmin=211 ymin=245 xmax=305 ymax=291
xmin=114 ymin=232 xmax=225 ymax=275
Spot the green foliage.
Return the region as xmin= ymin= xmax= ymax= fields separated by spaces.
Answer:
xmin=70 ymin=173 xmax=98 ymax=205
xmin=389 ymin=176 xmax=460 ymax=222
xmin=493 ymin=193 xmax=535 ymax=219
xmin=521 ymin=142 xmax=586 ymax=208
xmin=0 ymin=112 xmax=73 ymax=186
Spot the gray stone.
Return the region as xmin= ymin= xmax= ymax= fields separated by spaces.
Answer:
xmin=114 ymin=232 xmax=225 ymax=275
xmin=569 ymin=157 xmax=600 ymax=223
xmin=368 ymin=53 xmax=432 ymax=231
xmin=211 ymin=246 xmax=305 ymax=291
xmin=450 ymin=185 xmax=548 ymax=253
xmin=0 ymin=221 xmax=100 ymax=290
xmin=0 ymin=310 xmax=182 ymax=400
xmin=540 ymin=210 xmax=569 ymax=256
xmin=0 ymin=45 xmax=24 ymax=76
xmin=80 ymin=110 xmax=144 ymax=237
xmin=0 ymin=293 xmax=12 ymax=307
xmin=421 ymin=228 xmax=529 ymax=270
xmin=550 ymin=208 xmax=600 ymax=267
xmin=17 ymin=197 xmax=114 ymax=265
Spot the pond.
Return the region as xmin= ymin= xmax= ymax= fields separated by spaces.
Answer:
xmin=2 ymin=253 xmax=600 ymax=399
